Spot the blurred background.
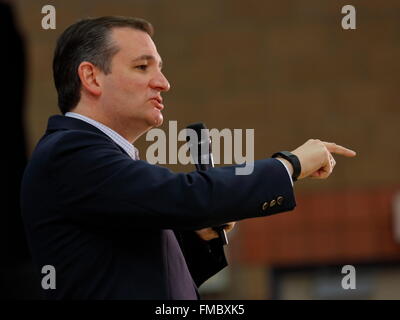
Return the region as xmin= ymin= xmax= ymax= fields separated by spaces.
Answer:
xmin=3 ymin=0 xmax=400 ymax=299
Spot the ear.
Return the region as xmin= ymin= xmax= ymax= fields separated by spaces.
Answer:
xmin=77 ymin=61 xmax=102 ymax=97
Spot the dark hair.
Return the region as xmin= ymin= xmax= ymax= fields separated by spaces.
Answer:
xmin=53 ymin=16 xmax=154 ymax=114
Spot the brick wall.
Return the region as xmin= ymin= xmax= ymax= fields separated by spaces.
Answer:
xmin=17 ymin=0 xmax=400 ymax=191
xmin=15 ymin=0 xmax=400 ymax=284
xmin=230 ymin=186 xmax=400 ymax=266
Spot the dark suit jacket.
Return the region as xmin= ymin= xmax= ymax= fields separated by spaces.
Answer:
xmin=21 ymin=115 xmax=296 ymax=299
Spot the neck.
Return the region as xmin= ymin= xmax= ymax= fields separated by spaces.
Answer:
xmin=70 ymin=105 xmax=148 ymax=143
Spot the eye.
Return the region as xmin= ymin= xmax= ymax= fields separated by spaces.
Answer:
xmin=136 ymin=65 xmax=148 ymax=71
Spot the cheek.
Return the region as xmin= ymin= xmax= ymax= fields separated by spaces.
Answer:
xmin=113 ymin=71 xmax=147 ymax=96
xmin=101 ymin=71 xmax=150 ymax=115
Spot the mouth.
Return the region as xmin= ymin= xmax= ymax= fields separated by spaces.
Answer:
xmin=149 ymin=97 xmax=164 ymax=111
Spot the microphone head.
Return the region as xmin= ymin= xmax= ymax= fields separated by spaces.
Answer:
xmin=186 ymin=122 xmax=207 ymax=142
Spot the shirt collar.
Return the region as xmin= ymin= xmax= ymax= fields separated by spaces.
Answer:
xmin=65 ymin=112 xmax=139 ymax=160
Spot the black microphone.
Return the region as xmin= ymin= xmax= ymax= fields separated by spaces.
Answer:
xmin=186 ymin=122 xmax=228 ymax=246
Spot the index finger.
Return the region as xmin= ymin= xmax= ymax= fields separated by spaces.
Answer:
xmin=323 ymin=142 xmax=357 ymax=157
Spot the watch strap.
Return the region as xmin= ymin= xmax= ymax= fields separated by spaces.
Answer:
xmin=271 ymin=151 xmax=301 ymax=182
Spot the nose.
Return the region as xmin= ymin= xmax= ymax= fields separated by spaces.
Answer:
xmin=150 ymin=70 xmax=170 ymax=92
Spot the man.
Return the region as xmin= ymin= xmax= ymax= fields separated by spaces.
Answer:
xmin=21 ymin=16 xmax=356 ymax=299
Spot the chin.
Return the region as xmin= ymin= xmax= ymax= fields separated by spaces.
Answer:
xmin=154 ymin=116 xmax=163 ymax=127
xmin=146 ymin=114 xmax=163 ymax=128
xmin=143 ymin=106 xmax=164 ymax=128
xmin=153 ymin=110 xmax=164 ymax=127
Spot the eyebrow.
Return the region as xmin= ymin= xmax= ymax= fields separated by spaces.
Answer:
xmin=131 ymin=54 xmax=163 ymax=68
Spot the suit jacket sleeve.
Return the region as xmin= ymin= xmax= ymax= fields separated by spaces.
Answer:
xmin=23 ymin=130 xmax=296 ymax=231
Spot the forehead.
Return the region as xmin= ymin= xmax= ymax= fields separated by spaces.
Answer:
xmin=110 ymin=27 xmax=161 ymax=61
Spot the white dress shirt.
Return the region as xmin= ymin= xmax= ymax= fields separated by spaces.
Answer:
xmin=65 ymin=112 xmax=139 ymax=160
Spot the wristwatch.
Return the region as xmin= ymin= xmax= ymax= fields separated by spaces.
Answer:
xmin=271 ymin=151 xmax=301 ymax=182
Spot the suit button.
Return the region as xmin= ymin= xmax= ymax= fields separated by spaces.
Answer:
xmin=277 ymin=196 xmax=284 ymax=205
xmin=270 ymin=199 xmax=276 ymax=207
xmin=262 ymin=201 xmax=269 ymax=211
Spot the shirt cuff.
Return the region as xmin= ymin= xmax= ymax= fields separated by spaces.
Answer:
xmin=275 ymin=158 xmax=294 ymax=186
